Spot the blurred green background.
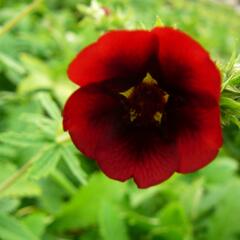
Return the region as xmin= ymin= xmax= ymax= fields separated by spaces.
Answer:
xmin=0 ymin=0 xmax=240 ymax=239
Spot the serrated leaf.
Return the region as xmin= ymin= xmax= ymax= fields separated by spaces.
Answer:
xmin=229 ymin=72 xmax=240 ymax=86
xmin=20 ymin=113 xmax=57 ymax=137
xmin=0 ymin=213 xmax=39 ymax=240
xmin=1 ymin=180 xmax=41 ymax=199
xmin=221 ymin=97 xmax=240 ymax=112
xmin=37 ymin=92 xmax=61 ymax=121
xmin=61 ymin=145 xmax=87 ymax=185
xmin=0 ymin=131 xmax=43 ymax=147
xmin=99 ymin=201 xmax=129 ymax=240
xmin=29 ymin=145 xmax=61 ymax=180
xmin=223 ymin=52 xmax=237 ymax=78
xmin=221 ymin=96 xmax=240 ymax=127
xmin=0 ymin=161 xmax=41 ymax=198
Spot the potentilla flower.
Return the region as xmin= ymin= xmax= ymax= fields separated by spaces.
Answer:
xmin=63 ymin=27 xmax=222 ymax=188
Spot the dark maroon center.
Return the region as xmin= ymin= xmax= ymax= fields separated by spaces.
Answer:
xmin=120 ymin=73 xmax=169 ymax=127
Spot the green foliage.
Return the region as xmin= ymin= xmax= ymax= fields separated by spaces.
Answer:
xmin=221 ymin=52 xmax=240 ymax=128
xmin=0 ymin=0 xmax=240 ymax=239
xmin=0 ymin=214 xmax=39 ymax=240
xmin=53 ymin=173 xmax=126 ymax=231
xmin=99 ymin=201 xmax=129 ymax=240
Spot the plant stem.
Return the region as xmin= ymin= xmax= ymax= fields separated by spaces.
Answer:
xmin=0 ymin=131 xmax=71 ymax=195
xmin=0 ymin=0 xmax=43 ymax=37
xmin=0 ymin=145 xmax=49 ymax=195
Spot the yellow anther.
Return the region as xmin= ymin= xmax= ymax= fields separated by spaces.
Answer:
xmin=119 ymin=86 xmax=135 ymax=98
xmin=130 ymin=109 xmax=138 ymax=122
xmin=153 ymin=111 xmax=162 ymax=123
xmin=163 ymin=93 xmax=169 ymax=103
xmin=142 ymin=73 xmax=158 ymax=85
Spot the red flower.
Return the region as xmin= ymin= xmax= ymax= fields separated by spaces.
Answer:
xmin=63 ymin=27 xmax=222 ymax=188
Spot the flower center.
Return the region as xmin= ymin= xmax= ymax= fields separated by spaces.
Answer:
xmin=120 ymin=73 xmax=169 ymax=126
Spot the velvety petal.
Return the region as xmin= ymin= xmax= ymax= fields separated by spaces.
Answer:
xmin=151 ymin=27 xmax=222 ymax=172
xmin=97 ymin=129 xmax=178 ymax=188
xmin=152 ymin=27 xmax=221 ymax=103
xmin=63 ymin=87 xmax=178 ymax=187
xmin=178 ymin=109 xmax=222 ymax=172
xmin=166 ymin=103 xmax=222 ymax=173
xmin=133 ymin=137 xmax=178 ymax=188
xmin=63 ymin=87 xmax=135 ymax=181
xmin=68 ymin=30 xmax=157 ymax=91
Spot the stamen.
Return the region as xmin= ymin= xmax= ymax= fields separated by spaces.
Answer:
xmin=130 ymin=108 xmax=138 ymax=122
xmin=153 ymin=111 xmax=162 ymax=123
xmin=163 ymin=93 xmax=169 ymax=103
xmin=119 ymin=72 xmax=169 ymax=126
xmin=119 ymin=86 xmax=135 ymax=98
xmin=142 ymin=73 xmax=158 ymax=85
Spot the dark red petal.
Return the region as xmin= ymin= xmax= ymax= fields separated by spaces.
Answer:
xmin=97 ymin=127 xmax=178 ymax=188
xmin=152 ymin=27 xmax=221 ymax=102
xmin=63 ymin=87 xmax=178 ymax=187
xmin=177 ymin=107 xmax=222 ymax=173
xmin=133 ymin=139 xmax=178 ymax=188
xmin=68 ymin=30 xmax=157 ymax=91
xmin=151 ymin=27 xmax=222 ymax=172
xmin=63 ymin=87 xmax=135 ymax=181
xmin=171 ymin=105 xmax=222 ymax=173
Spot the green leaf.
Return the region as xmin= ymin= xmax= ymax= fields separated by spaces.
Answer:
xmin=0 ymin=144 xmax=16 ymax=158
xmin=37 ymin=92 xmax=61 ymax=121
xmin=61 ymin=145 xmax=87 ymax=185
xmin=37 ymin=177 xmax=68 ymax=214
xmin=28 ymin=145 xmax=61 ymax=180
xmin=198 ymin=185 xmax=225 ymax=216
xmin=20 ymin=113 xmax=57 ymax=137
xmin=99 ymin=201 xmax=129 ymax=240
xmin=221 ymin=96 xmax=240 ymax=127
xmin=20 ymin=54 xmax=51 ymax=79
xmin=21 ymin=213 xmax=49 ymax=238
xmin=0 ymin=198 xmax=20 ymax=213
xmin=0 ymin=161 xmax=41 ymax=198
xmin=221 ymin=97 xmax=240 ymax=112
xmin=51 ymin=169 xmax=77 ymax=196
xmin=0 ymin=52 xmax=25 ymax=74
xmin=52 ymin=173 xmax=126 ymax=231
xmin=1 ymin=180 xmax=41 ymax=199
xmin=0 ymin=131 xmax=44 ymax=147
xmin=154 ymin=202 xmax=191 ymax=240
xmin=180 ymin=178 xmax=205 ymax=220
xmin=0 ymin=213 xmax=39 ymax=240
xmin=207 ymin=180 xmax=240 ymax=240
xmin=199 ymin=155 xmax=238 ymax=183
xmin=222 ymin=52 xmax=238 ymax=81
